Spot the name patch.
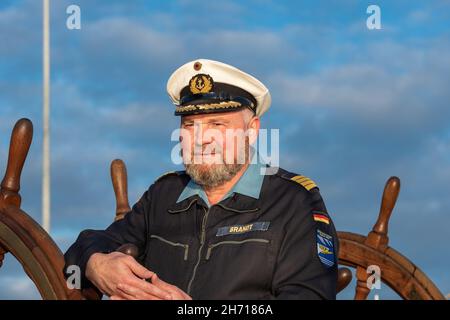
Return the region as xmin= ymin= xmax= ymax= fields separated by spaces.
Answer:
xmin=216 ymin=221 xmax=270 ymax=236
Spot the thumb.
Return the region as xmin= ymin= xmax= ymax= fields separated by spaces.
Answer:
xmin=152 ymin=274 xmax=191 ymax=300
xmin=151 ymin=273 xmax=171 ymax=289
xmin=126 ymin=258 xmax=154 ymax=279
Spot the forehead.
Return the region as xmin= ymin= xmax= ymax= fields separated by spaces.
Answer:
xmin=181 ymin=111 xmax=243 ymax=123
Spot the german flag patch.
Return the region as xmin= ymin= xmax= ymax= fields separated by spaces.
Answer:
xmin=313 ymin=212 xmax=330 ymax=225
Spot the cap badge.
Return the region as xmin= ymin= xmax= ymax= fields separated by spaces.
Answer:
xmin=189 ymin=74 xmax=214 ymax=94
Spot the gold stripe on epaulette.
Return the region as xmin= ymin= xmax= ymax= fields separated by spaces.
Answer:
xmin=291 ymin=175 xmax=317 ymax=191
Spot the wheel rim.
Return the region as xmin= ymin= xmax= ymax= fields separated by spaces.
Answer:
xmin=0 ymin=205 xmax=83 ymax=300
xmin=338 ymin=231 xmax=445 ymax=300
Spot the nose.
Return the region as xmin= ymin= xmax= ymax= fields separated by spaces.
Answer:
xmin=193 ymin=122 xmax=213 ymax=147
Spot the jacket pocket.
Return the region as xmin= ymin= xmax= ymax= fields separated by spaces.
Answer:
xmin=206 ymin=238 xmax=270 ymax=260
xmin=149 ymin=234 xmax=189 ymax=261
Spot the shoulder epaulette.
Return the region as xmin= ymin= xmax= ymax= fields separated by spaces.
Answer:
xmin=279 ymin=171 xmax=318 ymax=191
xmin=290 ymin=174 xmax=317 ymax=191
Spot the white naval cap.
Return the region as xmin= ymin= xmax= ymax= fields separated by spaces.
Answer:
xmin=167 ymin=59 xmax=271 ymax=117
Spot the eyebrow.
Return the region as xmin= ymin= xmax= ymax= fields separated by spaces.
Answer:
xmin=182 ymin=118 xmax=230 ymax=124
xmin=207 ymin=118 xmax=230 ymax=123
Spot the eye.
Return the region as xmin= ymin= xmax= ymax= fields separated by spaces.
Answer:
xmin=213 ymin=122 xmax=225 ymax=127
xmin=183 ymin=122 xmax=194 ymax=128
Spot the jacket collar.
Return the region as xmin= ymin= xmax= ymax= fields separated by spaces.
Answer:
xmin=169 ymin=151 xmax=267 ymax=214
xmin=168 ymin=192 xmax=263 ymax=214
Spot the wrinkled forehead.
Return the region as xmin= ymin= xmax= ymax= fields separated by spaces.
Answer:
xmin=180 ymin=110 xmax=245 ymax=124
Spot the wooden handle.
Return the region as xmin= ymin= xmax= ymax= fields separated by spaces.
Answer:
xmin=110 ymin=159 xmax=131 ymax=221
xmin=0 ymin=118 xmax=33 ymax=208
xmin=337 ymin=267 xmax=353 ymax=293
xmin=373 ymin=176 xmax=400 ymax=236
xmin=116 ymin=243 xmax=139 ymax=259
xmin=355 ymin=176 xmax=401 ymax=299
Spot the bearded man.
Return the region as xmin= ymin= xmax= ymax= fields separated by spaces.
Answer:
xmin=64 ymin=59 xmax=338 ymax=300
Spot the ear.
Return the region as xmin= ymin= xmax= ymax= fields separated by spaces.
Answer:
xmin=247 ymin=115 xmax=260 ymax=145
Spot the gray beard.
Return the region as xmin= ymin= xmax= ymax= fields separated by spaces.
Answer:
xmin=185 ymin=162 xmax=244 ymax=188
xmin=184 ymin=143 xmax=250 ymax=188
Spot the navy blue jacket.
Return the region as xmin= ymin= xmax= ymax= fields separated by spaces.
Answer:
xmin=64 ymin=167 xmax=338 ymax=299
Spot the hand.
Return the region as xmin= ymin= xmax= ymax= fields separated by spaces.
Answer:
xmin=111 ymin=274 xmax=192 ymax=300
xmin=85 ymin=251 xmax=172 ymax=300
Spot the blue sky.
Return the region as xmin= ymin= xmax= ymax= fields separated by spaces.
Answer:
xmin=0 ymin=0 xmax=449 ymax=299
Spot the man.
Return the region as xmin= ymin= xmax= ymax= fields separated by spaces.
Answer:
xmin=64 ymin=59 xmax=338 ymax=300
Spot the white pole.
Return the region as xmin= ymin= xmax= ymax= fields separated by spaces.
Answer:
xmin=42 ymin=0 xmax=51 ymax=233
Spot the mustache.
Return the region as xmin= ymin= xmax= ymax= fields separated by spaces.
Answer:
xmin=190 ymin=145 xmax=223 ymax=156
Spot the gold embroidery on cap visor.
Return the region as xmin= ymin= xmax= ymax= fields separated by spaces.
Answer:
xmin=175 ymin=101 xmax=242 ymax=114
xmin=189 ymin=74 xmax=214 ymax=94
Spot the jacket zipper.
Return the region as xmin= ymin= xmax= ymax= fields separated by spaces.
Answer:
xmin=205 ymin=238 xmax=270 ymax=260
xmin=187 ymin=206 xmax=210 ymax=295
xmin=150 ymin=234 xmax=189 ymax=261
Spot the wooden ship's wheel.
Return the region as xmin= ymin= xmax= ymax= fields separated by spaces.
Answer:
xmin=0 ymin=119 xmax=445 ymax=300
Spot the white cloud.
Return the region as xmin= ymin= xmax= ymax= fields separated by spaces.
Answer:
xmin=268 ymin=36 xmax=450 ymax=134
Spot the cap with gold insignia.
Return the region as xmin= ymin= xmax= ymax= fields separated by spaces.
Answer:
xmin=167 ymin=59 xmax=271 ymax=117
